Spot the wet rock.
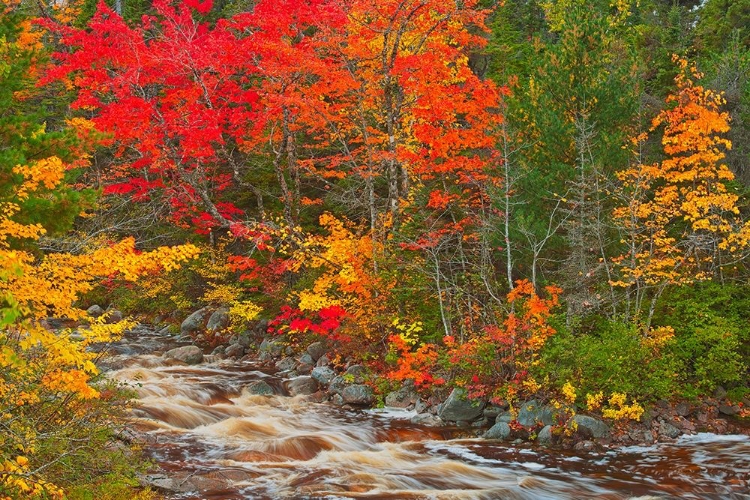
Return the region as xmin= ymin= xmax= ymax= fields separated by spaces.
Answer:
xmin=164 ymin=345 xmax=203 ymax=365
xmin=299 ymin=353 xmax=315 ymax=366
xmin=276 ymin=357 xmax=297 ymax=372
xmin=331 ymin=393 xmax=345 ymax=405
xmin=87 ymin=304 xmax=105 ymax=317
xmin=438 ymin=388 xmax=486 ymax=422
xmin=206 ymin=307 xmax=229 ymax=332
xmin=307 ymin=341 xmax=327 ymax=361
xmin=496 ymin=412 xmax=513 ymax=424
xmin=286 ymin=376 xmax=319 ymax=396
xmin=104 ymin=309 xmax=123 ymax=324
xmin=483 ymin=403 xmax=507 ymax=421
xmin=181 ymin=307 xmax=208 ymax=336
xmin=471 ymin=417 xmax=489 ymax=428
xmin=484 ymin=421 xmax=511 ymax=440
xmin=342 ymin=384 xmax=374 ymax=405
xmin=311 ymin=366 xmax=336 ymax=386
xmin=211 ymin=345 xmax=226 ymax=356
xmin=225 ymin=343 xmax=245 ymax=358
xmin=629 ymin=429 xmax=654 ymax=443
xmin=329 ymin=375 xmax=347 ymax=395
xmin=345 ymin=364 xmax=368 ymax=382
xmin=658 ymin=420 xmax=682 ymax=438
xmin=297 ymin=362 xmax=314 ymax=375
xmin=675 ymin=401 xmax=692 ymax=417
xmin=414 ymin=398 xmax=430 ymax=414
xmin=537 ymin=425 xmax=554 ymax=445
xmin=385 ymin=383 xmax=419 ymax=408
xmin=570 ymin=415 xmax=610 ymax=439
xmin=411 ymin=414 xmax=444 ymax=427
xmin=245 ymin=380 xmax=275 ymax=396
xmin=719 ymin=404 xmax=741 ymax=416
xmin=574 ymin=440 xmax=595 ymax=452
xmin=517 ymin=400 xmax=555 ymax=427
xmin=140 ymin=473 xmax=197 ymax=494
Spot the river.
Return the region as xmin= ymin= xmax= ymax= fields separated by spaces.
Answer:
xmin=100 ymin=327 xmax=750 ymax=500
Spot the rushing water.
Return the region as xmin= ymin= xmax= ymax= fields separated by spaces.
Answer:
xmin=101 ymin=328 xmax=750 ymax=500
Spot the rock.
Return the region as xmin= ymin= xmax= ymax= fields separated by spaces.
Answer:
xmin=276 ymin=357 xmax=297 ymax=372
xmin=297 ymin=363 xmax=314 ymax=375
xmin=570 ymin=415 xmax=610 ymax=439
xmin=206 ymin=307 xmax=230 ymax=332
xmin=329 ymin=375 xmax=347 ymax=395
xmin=311 ymin=366 xmax=336 ymax=386
xmin=658 ymin=420 xmax=682 ymax=438
xmin=307 ymin=341 xmax=327 ymax=361
xmin=483 ymin=404 xmax=507 ymax=421
xmin=713 ymin=386 xmax=727 ymax=399
xmin=345 ymin=364 xmax=368 ymax=382
xmin=104 ymin=309 xmax=123 ymax=324
xmin=331 ymin=394 xmax=345 ymax=405
xmin=675 ymin=401 xmax=692 ymax=417
xmin=245 ymin=380 xmax=275 ymax=396
xmin=484 ymin=421 xmax=511 ymax=440
xmin=140 ymin=473 xmax=197 ymax=494
xmin=164 ymin=346 xmax=203 ymax=365
xmin=574 ymin=440 xmax=595 ymax=452
xmin=438 ymin=388 xmax=486 ymax=422
xmin=410 ymin=414 xmax=444 ymax=427
xmin=719 ymin=404 xmax=741 ymax=416
xmin=471 ymin=417 xmax=489 ymax=428
xmin=517 ymin=400 xmax=555 ymax=427
xmin=87 ymin=304 xmax=105 ymax=317
xmin=385 ymin=383 xmax=419 ymax=408
xmin=235 ymin=331 xmax=252 ymax=347
xmin=316 ymin=354 xmax=331 ymax=367
xmin=212 ymin=345 xmax=226 ymax=356
xmin=415 ymin=399 xmax=430 ymax=414
xmin=299 ymin=353 xmax=315 ymax=366
xmin=286 ymin=376 xmax=319 ymax=396
xmin=495 ymin=412 xmax=513 ymax=424
xmin=537 ymin=425 xmax=554 ymax=445
xmin=258 ymin=338 xmax=284 ymax=361
xmin=225 ymin=343 xmax=245 ymax=358
xmin=341 ymin=384 xmax=374 ymax=405
xmin=181 ymin=308 xmax=208 ymax=336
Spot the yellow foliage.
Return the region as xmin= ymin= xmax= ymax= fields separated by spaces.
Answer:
xmin=562 ymin=381 xmax=577 ymax=405
xmin=601 ymin=392 xmax=644 ymax=421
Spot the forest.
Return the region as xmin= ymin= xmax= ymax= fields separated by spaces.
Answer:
xmin=1 ymin=0 xmax=749 ymax=497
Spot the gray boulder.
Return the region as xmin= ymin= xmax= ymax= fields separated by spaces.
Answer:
xmin=245 ymin=380 xmax=275 ymax=396
xmin=181 ymin=308 xmax=208 ymax=336
xmin=517 ymin=400 xmax=555 ymax=427
xmin=276 ymin=357 xmax=297 ymax=372
xmin=87 ymin=304 xmax=105 ymax=317
xmin=258 ymin=338 xmax=284 ymax=361
xmin=164 ymin=346 xmax=203 ymax=365
xmin=537 ymin=425 xmax=554 ymax=445
xmin=296 ymin=363 xmax=314 ymax=375
xmin=385 ymin=383 xmax=419 ymax=408
xmin=484 ymin=421 xmax=511 ymax=440
xmin=299 ymin=353 xmax=315 ymax=366
xmin=570 ymin=415 xmax=610 ymax=439
xmin=306 ymin=341 xmax=327 ymax=361
xmin=341 ymin=384 xmax=374 ymax=405
xmin=206 ymin=307 xmax=230 ymax=332
xmin=328 ymin=375 xmax=347 ymax=394
xmin=345 ymin=364 xmax=368 ymax=382
xmin=311 ymin=366 xmax=336 ymax=386
xmin=286 ymin=376 xmax=319 ymax=396
xmin=411 ymin=413 xmax=444 ymax=427
xmin=225 ymin=344 xmax=245 ymax=358
xmin=104 ymin=309 xmax=123 ymax=324
xmin=658 ymin=420 xmax=681 ymax=439
xmin=438 ymin=388 xmax=486 ymax=422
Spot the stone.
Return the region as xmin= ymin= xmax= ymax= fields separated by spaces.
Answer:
xmin=385 ymin=383 xmax=419 ymax=408
xmin=297 ymin=362 xmax=314 ymax=375
xmin=483 ymin=404 xmax=506 ymax=421
xmin=316 ymin=354 xmax=331 ymax=367
xmin=87 ymin=304 xmax=105 ymax=317
xmin=341 ymin=384 xmax=374 ymax=405
xmin=298 ymin=353 xmax=315 ymax=366
xmin=306 ymin=341 xmax=327 ymax=361
xmin=286 ymin=376 xmax=319 ymax=396
xmin=329 ymin=375 xmax=347 ymax=395
xmin=245 ymin=380 xmax=275 ymax=396
xmin=258 ymin=338 xmax=284 ymax=361
xmin=164 ymin=346 xmax=203 ymax=365
xmin=438 ymin=388 xmax=486 ymax=422
xmin=675 ymin=401 xmax=692 ymax=417
xmin=495 ymin=412 xmax=513 ymax=424
xmin=570 ymin=415 xmax=610 ymax=439
xmin=414 ymin=399 xmax=430 ymax=414
xmin=718 ymin=404 xmax=741 ymax=416
xmin=181 ymin=308 xmax=208 ymax=336
xmin=331 ymin=394 xmax=345 ymax=405
xmin=517 ymin=400 xmax=555 ymax=427
xmin=537 ymin=425 xmax=554 ymax=445
xmin=713 ymin=386 xmax=727 ymax=399
xmin=211 ymin=345 xmax=226 ymax=356
xmin=225 ymin=343 xmax=245 ymax=358
xmin=410 ymin=414 xmax=444 ymax=427
xmin=574 ymin=440 xmax=595 ymax=452
xmin=345 ymin=364 xmax=368 ymax=382
xmin=275 ymin=357 xmax=297 ymax=372
xmin=104 ymin=309 xmax=123 ymax=324
xmin=484 ymin=421 xmax=511 ymax=440
xmin=658 ymin=420 xmax=681 ymax=438
xmin=206 ymin=307 xmax=230 ymax=332
xmin=311 ymin=366 xmax=336 ymax=386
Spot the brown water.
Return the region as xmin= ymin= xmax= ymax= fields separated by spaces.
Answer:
xmin=102 ymin=328 xmax=750 ymax=500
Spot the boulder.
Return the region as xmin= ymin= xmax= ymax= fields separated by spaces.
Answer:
xmin=329 ymin=375 xmax=347 ymax=394
xmin=306 ymin=341 xmax=328 ymax=361
xmin=658 ymin=420 xmax=681 ymax=438
xmin=181 ymin=308 xmax=208 ymax=336
xmin=258 ymin=338 xmax=284 ymax=361
xmin=341 ymin=384 xmax=374 ymax=405
xmin=537 ymin=425 xmax=554 ymax=445
xmin=385 ymin=383 xmax=419 ymax=408
xmin=276 ymin=357 xmax=297 ymax=372
xmin=483 ymin=421 xmax=511 ymax=440
xmin=517 ymin=400 xmax=555 ymax=427
xmin=316 ymin=354 xmax=331 ymax=367
xmin=206 ymin=307 xmax=230 ymax=332
xmin=211 ymin=345 xmax=226 ymax=356
xmin=296 ymin=363 xmax=314 ymax=375
xmin=104 ymin=309 xmax=123 ymax=324
xmin=164 ymin=346 xmax=203 ymax=365
xmin=225 ymin=343 xmax=245 ymax=358
xmin=286 ymin=376 xmax=319 ymax=396
xmin=345 ymin=364 xmax=368 ymax=382
xmin=570 ymin=415 xmax=610 ymax=439
xmin=438 ymin=388 xmax=485 ymax=422
xmin=718 ymin=404 xmax=741 ymax=416
xmin=311 ymin=366 xmax=336 ymax=386
xmin=87 ymin=304 xmax=105 ymax=318
xmin=245 ymin=380 xmax=275 ymax=396
xmin=299 ymin=353 xmax=315 ymax=366
xmin=411 ymin=414 xmax=444 ymax=427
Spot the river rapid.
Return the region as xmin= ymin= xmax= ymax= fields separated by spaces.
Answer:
xmin=100 ymin=327 xmax=750 ymax=500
